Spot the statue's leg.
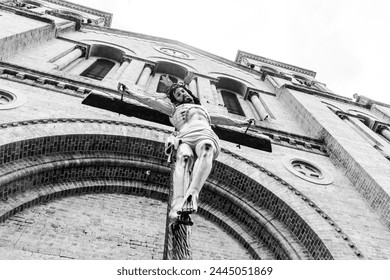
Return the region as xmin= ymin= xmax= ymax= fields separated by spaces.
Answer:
xmin=181 ymin=140 xmax=216 ymax=213
xmin=169 ymin=143 xmax=194 ymax=220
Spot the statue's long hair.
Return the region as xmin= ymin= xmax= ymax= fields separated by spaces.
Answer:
xmin=167 ymin=84 xmax=201 ymax=106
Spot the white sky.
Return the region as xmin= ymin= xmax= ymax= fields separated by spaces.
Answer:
xmin=73 ymin=0 xmax=390 ymax=104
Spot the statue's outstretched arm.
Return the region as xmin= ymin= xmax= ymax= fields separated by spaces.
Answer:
xmin=118 ymin=83 xmax=174 ymax=116
xmin=210 ymin=113 xmax=255 ymax=127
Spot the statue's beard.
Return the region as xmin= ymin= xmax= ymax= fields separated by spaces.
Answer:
xmin=182 ymin=96 xmax=194 ymax=104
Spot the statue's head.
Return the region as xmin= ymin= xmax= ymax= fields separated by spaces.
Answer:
xmin=168 ymin=83 xmax=200 ymax=105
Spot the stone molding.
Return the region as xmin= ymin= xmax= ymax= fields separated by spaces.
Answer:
xmin=0 ymin=3 xmax=55 ymax=24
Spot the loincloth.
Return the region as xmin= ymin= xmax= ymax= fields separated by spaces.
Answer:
xmin=165 ymin=125 xmax=220 ymax=162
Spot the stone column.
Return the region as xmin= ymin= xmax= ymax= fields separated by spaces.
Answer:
xmin=113 ymin=57 xmax=131 ymax=80
xmin=339 ymin=115 xmax=378 ymax=147
xmin=137 ymin=64 xmax=153 ymax=88
xmin=266 ymin=75 xmax=280 ymax=88
xmin=249 ymin=92 xmax=269 ymax=120
xmin=188 ymin=78 xmax=198 ymax=97
xmin=53 ymin=46 xmax=85 ymax=70
xmin=378 ymin=126 xmax=390 ymax=142
xmin=210 ymin=81 xmax=224 ymax=107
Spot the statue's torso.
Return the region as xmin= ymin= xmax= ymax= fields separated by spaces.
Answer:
xmin=170 ymin=104 xmax=211 ymax=131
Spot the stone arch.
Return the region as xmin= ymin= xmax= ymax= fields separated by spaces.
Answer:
xmin=89 ymin=44 xmax=125 ymax=63
xmin=0 ymin=119 xmax=363 ymax=259
xmin=154 ymin=61 xmax=189 ymax=80
xmin=148 ymin=57 xmax=198 ymax=73
xmin=0 ymin=134 xmax=294 ymax=259
xmin=81 ymin=40 xmax=136 ymax=55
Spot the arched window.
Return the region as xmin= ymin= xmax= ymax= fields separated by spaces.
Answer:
xmin=154 ymin=61 xmax=188 ymax=93
xmin=217 ymin=77 xmax=247 ymax=117
xmin=221 ymin=90 xmax=245 ymax=116
xmin=80 ymin=59 xmax=115 ymax=80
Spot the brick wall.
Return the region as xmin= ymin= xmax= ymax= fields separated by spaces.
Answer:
xmin=0 ymin=192 xmax=251 ymax=260
xmin=0 ymin=129 xmax=347 ymax=259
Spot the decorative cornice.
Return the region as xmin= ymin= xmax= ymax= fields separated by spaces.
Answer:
xmin=236 ymin=50 xmax=317 ymax=77
xmin=0 ymin=3 xmax=55 ymax=24
xmin=0 ymin=63 xmax=326 ymax=154
xmin=0 ymin=118 xmax=172 ymax=135
xmin=0 ymin=64 xmax=92 ymax=97
xmin=354 ymin=94 xmax=390 ymax=110
xmin=282 ymin=84 xmax=369 ymax=109
xmin=42 ymin=0 xmax=112 ymax=27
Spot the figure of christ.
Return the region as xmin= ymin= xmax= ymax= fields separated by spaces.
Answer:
xmin=117 ymin=82 xmax=254 ymax=225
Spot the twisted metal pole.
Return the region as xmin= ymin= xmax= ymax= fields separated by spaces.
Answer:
xmin=163 ymin=161 xmax=192 ymax=260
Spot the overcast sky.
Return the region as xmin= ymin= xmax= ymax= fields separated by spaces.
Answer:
xmin=73 ymin=0 xmax=390 ymax=104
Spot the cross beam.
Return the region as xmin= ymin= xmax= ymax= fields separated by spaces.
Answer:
xmin=81 ymin=92 xmax=272 ymax=152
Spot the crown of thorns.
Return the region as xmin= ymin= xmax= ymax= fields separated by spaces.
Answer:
xmin=160 ymin=73 xmax=194 ymax=95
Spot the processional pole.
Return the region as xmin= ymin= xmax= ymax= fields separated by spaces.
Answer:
xmin=163 ymin=161 xmax=192 ymax=260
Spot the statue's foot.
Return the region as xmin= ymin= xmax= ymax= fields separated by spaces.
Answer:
xmin=176 ymin=213 xmax=193 ymax=226
xmin=178 ymin=194 xmax=197 ymax=215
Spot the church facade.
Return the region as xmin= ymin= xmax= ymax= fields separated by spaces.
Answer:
xmin=1 ymin=0 xmax=390 ymax=260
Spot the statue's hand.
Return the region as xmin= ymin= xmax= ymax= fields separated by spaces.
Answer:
xmin=118 ymin=83 xmax=145 ymax=96
xmin=117 ymin=82 xmax=128 ymax=92
xmin=246 ymin=118 xmax=256 ymax=126
xmin=160 ymin=75 xmax=174 ymax=88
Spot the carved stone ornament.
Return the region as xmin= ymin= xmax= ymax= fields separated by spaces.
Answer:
xmin=154 ymin=46 xmax=195 ymax=60
xmin=282 ymin=155 xmax=333 ymax=185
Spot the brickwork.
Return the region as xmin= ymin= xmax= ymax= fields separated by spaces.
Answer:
xmin=0 ymin=131 xmax=354 ymax=259
xmin=0 ymin=192 xmax=250 ymax=260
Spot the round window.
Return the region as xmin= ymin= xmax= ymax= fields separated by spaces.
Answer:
xmin=291 ymin=160 xmax=324 ymax=179
xmin=0 ymin=91 xmax=16 ymax=105
xmin=0 ymin=90 xmax=25 ymax=110
xmin=282 ymin=155 xmax=333 ymax=185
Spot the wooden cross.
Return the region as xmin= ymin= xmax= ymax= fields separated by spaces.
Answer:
xmin=82 ymin=92 xmax=272 ymax=260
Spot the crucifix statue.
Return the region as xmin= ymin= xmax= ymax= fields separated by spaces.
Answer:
xmin=82 ymin=73 xmax=271 ymax=259
xmin=117 ymin=76 xmax=255 ymax=259
xmin=118 ymin=78 xmax=253 ymax=221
